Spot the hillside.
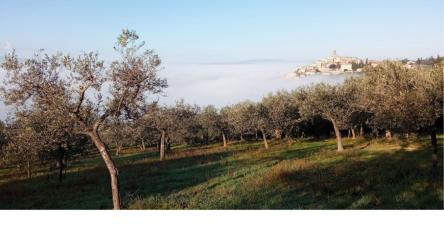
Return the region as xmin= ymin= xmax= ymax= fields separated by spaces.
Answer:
xmin=0 ymin=136 xmax=442 ymax=209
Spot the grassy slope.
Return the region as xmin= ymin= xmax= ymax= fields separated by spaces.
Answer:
xmin=0 ymin=136 xmax=442 ymax=209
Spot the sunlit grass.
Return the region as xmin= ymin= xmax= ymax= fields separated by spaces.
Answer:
xmin=0 ymin=136 xmax=442 ymax=209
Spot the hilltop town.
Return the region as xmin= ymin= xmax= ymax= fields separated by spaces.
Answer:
xmin=293 ymin=51 xmax=373 ymax=77
xmin=291 ymin=52 xmax=442 ymax=78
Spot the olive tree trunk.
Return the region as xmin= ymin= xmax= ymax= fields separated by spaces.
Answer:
xmin=114 ymin=142 xmax=121 ymax=156
xmin=351 ymin=128 xmax=356 ymax=140
xmin=141 ymin=138 xmax=145 ymax=151
xmin=287 ymin=125 xmax=294 ymax=141
xmin=359 ymin=125 xmax=364 ymax=137
xmin=331 ymin=119 xmax=344 ymax=151
xmin=90 ymin=130 xmax=121 ymax=210
xmin=222 ymin=132 xmax=227 ymax=147
xmin=274 ymin=129 xmax=282 ymax=139
xmin=261 ymin=128 xmax=269 ymax=149
xmin=160 ymin=130 xmax=166 ymax=161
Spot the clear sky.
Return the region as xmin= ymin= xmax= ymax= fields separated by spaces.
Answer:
xmin=1 ymin=0 xmax=443 ymax=61
xmin=0 ymin=0 xmax=443 ymax=118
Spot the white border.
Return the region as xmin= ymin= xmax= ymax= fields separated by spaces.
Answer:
xmin=1 ymin=210 xmax=443 ymax=232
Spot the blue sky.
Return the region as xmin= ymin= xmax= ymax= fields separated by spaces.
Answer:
xmin=1 ymin=0 xmax=443 ymax=61
xmin=0 ymin=0 xmax=443 ymax=119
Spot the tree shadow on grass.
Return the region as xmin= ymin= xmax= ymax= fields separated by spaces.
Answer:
xmin=118 ymin=150 xmax=235 ymax=203
xmin=125 ymin=141 xmax=340 ymax=209
xmin=281 ymin=143 xmax=335 ymax=160
xmin=0 ymin=143 xmax=257 ymax=209
xmin=2 ymin=139 xmax=439 ymax=209
xmin=232 ymin=145 xmax=443 ymax=209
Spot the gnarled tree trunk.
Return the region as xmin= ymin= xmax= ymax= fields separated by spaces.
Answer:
xmin=222 ymin=132 xmax=227 ymax=147
xmin=287 ymin=125 xmax=295 ymax=140
xmin=261 ymin=128 xmax=269 ymax=149
xmin=351 ymin=128 xmax=356 ymax=140
xmin=141 ymin=138 xmax=145 ymax=151
xmin=160 ymin=130 xmax=166 ymax=161
xmin=331 ymin=119 xmax=344 ymax=151
xmin=114 ymin=142 xmax=121 ymax=156
xmin=90 ymin=130 xmax=121 ymax=210
xmin=274 ymin=129 xmax=282 ymax=139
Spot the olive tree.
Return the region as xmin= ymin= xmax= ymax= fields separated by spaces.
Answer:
xmin=172 ymin=102 xmax=201 ymax=145
xmin=360 ymin=62 xmax=424 ymax=137
xmin=341 ymin=77 xmax=369 ymax=139
xmin=225 ymin=101 xmax=256 ymax=141
xmin=132 ymin=110 xmax=159 ymax=151
xmin=198 ymin=105 xmax=223 ymax=145
xmin=147 ymin=101 xmax=200 ymax=160
xmin=417 ymin=62 xmax=444 ymax=177
xmin=251 ymin=103 xmax=271 ymax=149
xmin=296 ymin=83 xmax=356 ymax=151
xmin=218 ymin=107 xmax=232 ymax=147
xmin=261 ymin=90 xmax=300 ymax=140
xmin=1 ymin=29 xmax=167 ymax=209
xmin=2 ymin=109 xmax=87 ymax=182
xmin=362 ymin=61 xmax=443 ymax=177
xmin=2 ymin=112 xmax=45 ymax=178
xmin=102 ymin=120 xmax=136 ymax=156
xmin=144 ymin=105 xmax=169 ymax=160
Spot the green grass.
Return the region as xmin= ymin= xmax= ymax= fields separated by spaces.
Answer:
xmin=0 ymin=136 xmax=442 ymax=209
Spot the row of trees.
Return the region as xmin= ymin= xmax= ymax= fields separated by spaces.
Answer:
xmin=0 ymin=30 xmax=442 ymax=209
xmin=415 ymin=55 xmax=443 ymax=65
xmin=109 ymin=60 xmax=442 ymax=158
xmin=0 ymin=110 xmax=89 ymax=182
